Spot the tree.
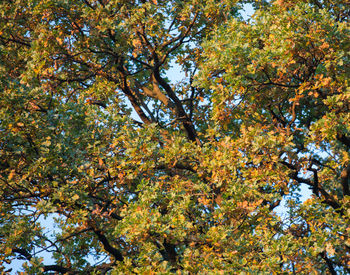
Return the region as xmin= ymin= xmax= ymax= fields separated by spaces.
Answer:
xmin=0 ymin=0 xmax=348 ymax=273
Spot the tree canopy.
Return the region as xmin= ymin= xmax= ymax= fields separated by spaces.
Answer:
xmin=0 ymin=0 xmax=349 ymax=273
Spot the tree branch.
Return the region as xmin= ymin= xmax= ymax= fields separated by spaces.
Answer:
xmin=280 ymin=161 xmax=343 ymax=214
xmin=43 ymin=265 xmax=72 ymax=274
xmin=340 ymin=164 xmax=350 ymax=196
xmin=88 ymin=221 xmax=124 ymax=261
xmin=337 ymin=133 xmax=350 ymax=149
xmin=320 ymin=251 xmax=337 ymax=275
xmin=153 ymin=68 xmax=199 ymax=144
xmin=13 ymin=248 xmax=73 ymax=274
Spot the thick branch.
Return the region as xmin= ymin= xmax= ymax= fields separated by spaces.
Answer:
xmin=88 ymin=221 xmax=124 ymax=261
xmin=135 ymin=76 xmax=175 ymax=111
xmin=13 ymin=248 xmax=72 ymax=274
xmin=153 ymin=69 xmax=199 ymax=144
xmin=43 ymin=265 xmax=72 ymax=274
xmin=340 ymin=164 xmax=350 ymax=196
xmin=117 ymin=72 xmax=152 ymax=125
xmin=337 ymin=133 xmax=350 ymax=149
xmin=320 ymin=252 xmax=337 ymax=275
xmin=280 ymin=161 xmax=343 ymax=214
xmin=12 ymin=248 xmax=32 ymax=261
xmin=160 ymin=240 xmax=178 ymax=266
xmin=0 ymin=35 xmax=31 ymax=47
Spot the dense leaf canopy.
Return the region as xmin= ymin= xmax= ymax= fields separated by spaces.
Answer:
xmin=0 ymin=0 xmax=349 ymax=273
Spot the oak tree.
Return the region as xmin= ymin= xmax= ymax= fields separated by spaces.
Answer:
xmin=0 ymin=0 xmax=349 ymax=273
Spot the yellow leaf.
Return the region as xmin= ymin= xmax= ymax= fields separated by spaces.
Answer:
xmin=326 ymin=243 xmax=335 ymax=256
xmin=72 ymin=194 xmax=80 ymax=201
xmin=99 ymin=158 xmax=104 ymax=166
xmin=8 ymin=170 xmax=16 ymax=180
xmin=42 ymin=140 xmax=51 ymax=147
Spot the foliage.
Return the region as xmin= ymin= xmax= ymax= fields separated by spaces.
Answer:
xmin=0 ymin=0 xmax=349 ymax=273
